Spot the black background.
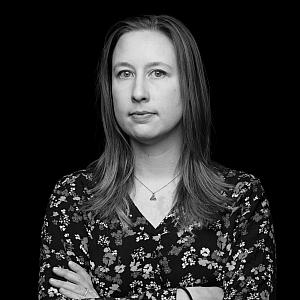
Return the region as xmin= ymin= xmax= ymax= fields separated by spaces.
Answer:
xmin=8 ymin=2 xmax=293 ymax=299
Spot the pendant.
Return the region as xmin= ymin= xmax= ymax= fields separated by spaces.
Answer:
xmin=150 ymin=194 xmax=157 ymax=201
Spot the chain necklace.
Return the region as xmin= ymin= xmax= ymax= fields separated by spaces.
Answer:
xmin=134 ymin=174 xmax=180 ymax=201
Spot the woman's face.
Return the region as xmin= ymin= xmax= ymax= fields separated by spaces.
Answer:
xmin=112 ymin=30 xmax=183 ymax=145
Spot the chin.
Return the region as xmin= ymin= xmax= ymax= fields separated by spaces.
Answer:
xmin=132 ymin=135 xmax=158 ymax=145
xmin=129 ymin=126 xmax=181 ymax=146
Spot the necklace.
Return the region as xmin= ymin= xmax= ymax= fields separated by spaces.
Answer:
xmin=134 ymin=174 xmax=180 ymax=201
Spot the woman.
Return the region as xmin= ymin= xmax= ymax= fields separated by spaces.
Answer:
xmin=38 ymin=15 xmax=276 ymax=299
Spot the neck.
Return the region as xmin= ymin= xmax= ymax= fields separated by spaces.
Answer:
xmin=131 ymin=135 xmax=182 ymax=180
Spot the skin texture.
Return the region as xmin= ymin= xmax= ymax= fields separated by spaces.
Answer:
xmin=49 ymin=261 xmax=99 ymax=299
xmin=112 ymin=30 xmax=183 ymax=146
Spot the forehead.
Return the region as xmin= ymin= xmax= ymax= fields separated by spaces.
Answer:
xmin=112 ymin=30 xmax=176 ymax=66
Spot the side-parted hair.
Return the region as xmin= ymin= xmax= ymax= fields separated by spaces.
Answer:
xmin=83 ymin=15 xmax=233 ymax=228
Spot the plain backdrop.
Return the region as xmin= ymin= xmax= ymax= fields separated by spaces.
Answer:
xmin=8 ymin=3 xmax=292 ymax=299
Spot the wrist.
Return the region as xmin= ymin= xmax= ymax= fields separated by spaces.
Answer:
xmin=176 ymin=288 xmax=193 ymax=300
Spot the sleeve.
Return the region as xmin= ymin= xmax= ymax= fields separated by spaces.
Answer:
xmin=130 ymin=288 xmax=178 ymax=300
xmin=38 ymin=175 xmax=92 ymax=299
xmin=221 ymin=176 xmax=277 ymax=300
xmin=98 ymin=289 xmax=178 ymax=300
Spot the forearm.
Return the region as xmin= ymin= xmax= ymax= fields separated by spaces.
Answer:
xmin=84 ymin=288 xmax=178 ymax=300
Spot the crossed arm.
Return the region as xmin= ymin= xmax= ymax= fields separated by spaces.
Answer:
xmin=49 ymin=261 xmax=224 ymax=300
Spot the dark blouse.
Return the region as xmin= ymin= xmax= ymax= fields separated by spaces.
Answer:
xmin=38 ymin=168 xmax=276 ymax=299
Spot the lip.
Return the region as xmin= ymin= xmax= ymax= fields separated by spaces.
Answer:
xmin=130 ymin=112 xmax=156 ymax=123
xmin=129 ymin=111 xmax=156 ymax=116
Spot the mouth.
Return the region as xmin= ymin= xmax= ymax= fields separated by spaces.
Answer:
xmin=129 ymin=111 xmax=156 ymax=123
xmin=129 ymin=111 xmax=156 ymax=116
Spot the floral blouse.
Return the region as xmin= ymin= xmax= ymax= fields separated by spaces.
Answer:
xmin=38 ymin=168 xmax=276 ymax=299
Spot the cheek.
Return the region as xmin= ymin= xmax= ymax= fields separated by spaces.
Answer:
xmin=112 ymin=102 xmax=127 ymax=134
xmin=112 ymin=83 xmax=130 ymax=113
xmin=171 ymin=93 xmax=183 ymax=121
xmin=159 ymin=98 xmax=183 ymax=123
xmin=113 ymin=88 xmax=126 ymax=112
xmin=167 ymin=79 xmax=181 ymax=102
xmin=112 ymin=96 xmax=130 ymax=132
xmin=165 ymin=86 xmax=182 ymax=113
xmin=113 ymin=100 xmax=125 ymax=125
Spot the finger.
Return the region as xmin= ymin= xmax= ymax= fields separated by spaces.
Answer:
xmin=68 ymin=261 xmax=92 ymax=284
xmin=49 ymin=278 xmax=87 ymax=297
xmin=52 ymin=267 xmax=81 ymax=284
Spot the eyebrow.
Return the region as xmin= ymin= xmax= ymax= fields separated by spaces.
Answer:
xmin=113 ymin=61 xmax=173 ymax=71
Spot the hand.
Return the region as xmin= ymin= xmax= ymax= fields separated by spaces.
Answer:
xmin=177 ymin=286 xmax=224 ymax=300
xmin=49 ymin=261 xmax=99 ymax=299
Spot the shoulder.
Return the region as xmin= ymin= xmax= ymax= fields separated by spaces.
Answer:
xmin=53 ymin=169 xmax=94 ymax=192
xmin=48 ymin=169 xmax=94 ymax=211
xmin=214 ymin=165 xmax=269 ymax=215
xmin=215 ymin=165 xmax=264 ymax=196
xmin=42 ymin=170 xmax=94 ymax=249
xmin=218 ymin=167 xmax=273 ymax=234
xmin=212 ymin=166 xmax=274 ymax=245
xmin=223 ymin=167 xmax=263 ymax=195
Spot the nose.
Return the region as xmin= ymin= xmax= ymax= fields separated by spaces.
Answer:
xmin=131 ymin=76 xmax=149 ymax=103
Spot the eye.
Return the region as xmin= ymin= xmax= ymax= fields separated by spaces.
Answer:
xmin=117 ymin=70 xmax=134 ymax=79
xmin=149 ymin=69 xmax=167 ymax=78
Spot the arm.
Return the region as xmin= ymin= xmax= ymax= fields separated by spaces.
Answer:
xmin=221 ymin=177 xmax=276 ymax=299
xmin=49 ymin=262 xmax=177 ymax=299
xmin=50 ymin=263 xmax=223 ymax=300
xmin=38 ymin=174 xmax=92 ymax=299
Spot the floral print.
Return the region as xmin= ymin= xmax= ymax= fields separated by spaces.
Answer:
xmin=38 ymin=167 xmax=276 ymax=299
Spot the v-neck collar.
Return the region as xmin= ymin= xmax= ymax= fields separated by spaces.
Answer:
xmin=128 ymin=196 xmax=177 ymax=234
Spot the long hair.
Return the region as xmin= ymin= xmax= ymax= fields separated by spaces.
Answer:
xmin=83 ymin=15 xmax=233 ymax=227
